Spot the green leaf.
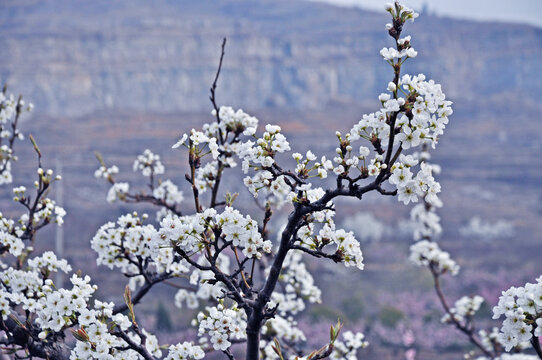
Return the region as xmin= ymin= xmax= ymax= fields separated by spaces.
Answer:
xmin=272 ymin=338 xmax=285 ymax=360
xmin=29 ymin=134 xmax=41 ymax=158
xmin=71 ymin=328 xmax=90 ymax=342
xmin=124 ymin=285 xmax=137 ymax=327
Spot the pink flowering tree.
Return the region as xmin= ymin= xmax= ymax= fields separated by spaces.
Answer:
xmin=6 ymin=2 xmax=532 ymax=360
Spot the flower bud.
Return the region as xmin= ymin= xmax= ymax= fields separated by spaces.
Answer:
xmin=387 ymin=82 xmax=397 ymax=92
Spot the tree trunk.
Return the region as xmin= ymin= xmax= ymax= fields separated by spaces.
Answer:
xmin=245 ymin=314 xmax=262 ymax=360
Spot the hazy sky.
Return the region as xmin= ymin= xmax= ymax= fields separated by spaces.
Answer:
xmin=308 ymin=0 xmax=542 ymax=27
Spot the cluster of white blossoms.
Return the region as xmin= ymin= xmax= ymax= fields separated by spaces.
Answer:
xmin=240 ymin=124 xmax=291 ymax=168
xmin=239 ymin=124 xmax=293 ymax=199
xmin=380 ymin=33 xmax=418 ymax=61
xmin=467 ymin=327 xmax=534 ymax=360
xmin=158 ymin=210 xmax=210 ymax=252
xmin=441 ymin=295 xmax=484 ymax=324
xmin=261 ymin=316 xmax=307 ymax=358
xmin=329 ymin=331 xmax=369 ymax=360
xmin=326 ymin=131 xmax=374 ymax=178
xmin=405 ymin=149 xmax=458 ymax=274
xmin=175 ymin=254 xmax=230 ymax=310
xmin=0 ymin=90 xmax=32 ymax=185
xmin=239 ymin=125 xmax=296 ymax=207
xmin=106 ymin=182 xmax=129 ymax=203
xmin=94 ymin=164 xmax=119 ymax=180
xmin=28 ymin=250 xmax=72 ymax=273
xmin=0 ymin=175 xmax=66 ymax=255
xmin=0 ymin=163 xmax=73 ymax=338
xmin=94 ymin=163 xmax=131 ymax=204
xmin=71 ymin=300 xmax=160 ymax=360
xmin=409 ymin=202 xmax=442 ymax=241
xmin=0 ymin=268 xmax=41 ymax=317
xmin=348 ymin=74 xmax=453 ymax=148
xmin=0 ymin=252 xmax=73 ymax=322
xmin=159 ymin=207 xmax=272 ymax=259
xmin=35 ymin=274 xmax=96 ymax=335
xmin=164 ymin=342 xmax=205 ymax=360
xmin=133 ymin=149 xmax=165 ymax=176
xmin=384 ymin=2 xmax=419 ymax=23
xmin=0 ymin=249 xmax=95 ymax=339
xmin=409 ymin=239 xmax=459 ymax=275
xmin=475 ymin=355 xmax=540 ymax=360
xmin=391 ymin=157 xmax=440 ymax=205
xmin=347 ymin=65 xmax=451 ymax=207
xmin=268 ymin=251 xmax=321 ymax=316
xmin=379 ymin=45 xmax=417 ymax=61
xmin=318 ymin=225 xmax=364 ymax=269
xmin=92 ymin=212 xmax=190 ymax=278
xmin=172 ymin=109 xmax=259 ymax=195
xmin=292 ymin=188 xmax=365 ymax=270
xmin=60 ymin=279 xmax=206 ymax=360
xmin=210 ymin=106 xmax=259 ymax=138
xmin=0 ymin=92 xmax=19 ymax=123
xmin=292 ymin=150 xmax=334 ymax=179
xmin=217 ymin=206 xmax=272 ymax=258
xmin=193 ymin=161 xmax=218 ymax=194
xmin=0 ymin=214 xmax=25 ymax=256
xmin=153 ymin=179 xmax=184 ymax=206
xmin=492 ymin=276 xmax=542 ymax=351
xmin=92 ymin=213 xmax=155 ymax=271
xmin=196 ymin=303 xmax=246 ymax=351
xmin=23 ymin=196 xmax=66 ymax=226
xmin=173 ymin=129 xmax=219 ymax=161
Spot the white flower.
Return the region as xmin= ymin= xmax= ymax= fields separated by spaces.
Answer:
xmin=406 ymin=48 xmax=418 ymax=58
xmin=106 ymin=182 xmax=129 ymax=203
xmin=380 ymin=47 xmax=400 ymax=61
xmin=172 ymin=133 xmax=188 ymax=148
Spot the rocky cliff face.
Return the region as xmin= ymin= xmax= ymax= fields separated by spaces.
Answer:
xmin=1 ymin=0 xmax=540 ymax=117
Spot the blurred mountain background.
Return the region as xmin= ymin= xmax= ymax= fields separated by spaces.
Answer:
xmin=1 ymin=0 xmax=541 ymax=358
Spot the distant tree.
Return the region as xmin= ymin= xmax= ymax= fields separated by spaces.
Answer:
xmin=155 ymin=302 xmax=173 ymax=332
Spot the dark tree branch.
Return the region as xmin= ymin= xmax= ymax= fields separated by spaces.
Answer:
xmin=223 ymin=349 xmax=236 ymax=360
xmin=530 ymin=328 xmax=542 ymax=359
xmin=112 ymin=272 xmax=172 ymax=315
xmin=290 ymin=245 xmax=342 ymax=263
xmin=124 ymin=193 xmax=182 ymax=216
xmin=0 ymin=317 xmax=70 ymax=360
xmin=210 ymin=38 xmax=227 ymax=128
xmin=209 ymin=38 xmax=227 ymax=208
xmin=113 ymin=330 xmax=156 ymax=360
xmin=430 ymin=266 xmax=494 ymax=358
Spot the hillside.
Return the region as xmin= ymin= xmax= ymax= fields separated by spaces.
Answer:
xmin=1 ymin=0 xmax=541 ymax=115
